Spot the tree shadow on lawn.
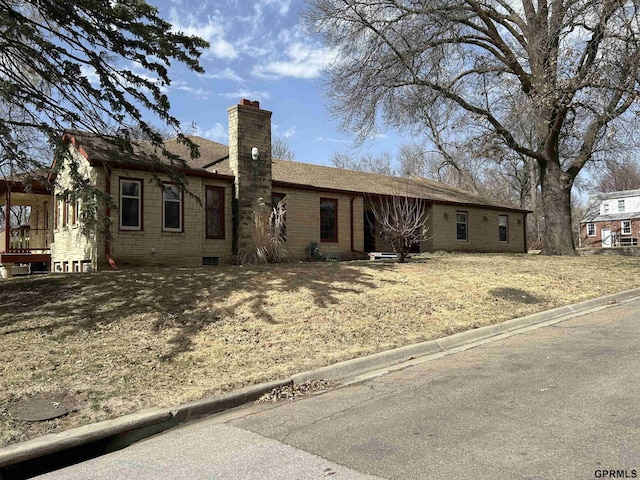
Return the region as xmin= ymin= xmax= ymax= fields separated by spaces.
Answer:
xmin=0 ymin=262 xmax=399 ymax=359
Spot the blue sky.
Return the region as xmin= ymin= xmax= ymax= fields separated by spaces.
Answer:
xmin=153 ymin=0 xmax=411 ymax=166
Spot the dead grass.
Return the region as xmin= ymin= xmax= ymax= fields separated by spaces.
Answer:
xmin=1 ymin=253 xmax=639 ymax=446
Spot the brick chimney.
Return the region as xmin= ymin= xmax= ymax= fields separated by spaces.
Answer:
xmin=228 ymin=99 xmax=272 ymax=256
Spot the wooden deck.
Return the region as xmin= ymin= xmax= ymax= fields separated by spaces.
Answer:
xmin=0 ymin=252 xmax=51 ymax=265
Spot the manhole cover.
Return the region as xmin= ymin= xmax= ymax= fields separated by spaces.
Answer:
xmin=9 ymin=396 xmax=72 ymax=422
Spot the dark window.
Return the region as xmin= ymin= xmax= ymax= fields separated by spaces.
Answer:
xmin=54 ymin=196 xmax=60 ymax=229
xmin=71 ymin=199 xmax=80 ymax=226
xmin=498 ymin=215 xmax=508 ymax=242
xmin=456 ymin=211 xmax=467 ymax=241
xmin=62 ymin=197 xmax=68 ymax=227
xmin=320 ymin=198 xmax=338 ymax=242
xmin=163 ymin=184 xmax=182 ymax=231
xmin=587 ymin=223 xmax=596 ymax=237
xmin=206 ymin=186 xmax=225 ymax=239
xmin=202 ymin=256 xmax=219 ymax=266
xmin=272 ymin=193 xmax=287 ymax=240
xmin=120 ymin=179 xmax=142 ymax=230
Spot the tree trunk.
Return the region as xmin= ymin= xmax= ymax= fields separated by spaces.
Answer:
xmin=539 ymin=160 xmax=577 ymax=255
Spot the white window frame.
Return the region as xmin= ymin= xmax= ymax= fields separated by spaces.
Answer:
xmin=498 ymin=215 xmax=509 ymax=243
xmin=119 ymin=179 xmax=142 ymax=230
xmin=603 ymin=203 xmax=609 ymax=214
xmin=587 ymin=223 xmax=596 ymax=237
xmin=162 ymin=183 xmax=183 ymax=232
xmin=618 ymin=199 xmax=625 ymax=212
xmin=621 ymin=220 xmax=632 ymax=235
xmin=456 ymin=211 xmax=468 ymax=242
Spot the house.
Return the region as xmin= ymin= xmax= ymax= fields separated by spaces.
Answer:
xmin=580 ymin=189 xmax=640 ymax=248
xmin=0 ymin=100 xmax=528 ymax=277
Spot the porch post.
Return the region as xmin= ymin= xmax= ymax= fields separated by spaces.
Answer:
xmin=4 ymin=187 xmax=9 ymax=251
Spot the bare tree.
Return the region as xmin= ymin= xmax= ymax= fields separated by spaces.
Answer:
xmin=272 ymin=136 xmax=296 ymax=160
xmin=591 ymin=159 xmax=640 ymax=193
xmin=366 ymin=194 xmax=430 ymax=263
xmin=332 ymin=151 xmax=396 ymax=175
xmin=305 ymin=0 xmax=640 ymax=255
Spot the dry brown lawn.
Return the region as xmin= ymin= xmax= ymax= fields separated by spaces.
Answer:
xmin=1 ymin=253 xmax=639 ymax=446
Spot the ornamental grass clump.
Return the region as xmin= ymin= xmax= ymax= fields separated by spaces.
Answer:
xmin=238 ymin=197 xmax=287 ymax=265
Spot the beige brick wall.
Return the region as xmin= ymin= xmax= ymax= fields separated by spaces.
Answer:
xmin=430 ymin=204 xmax=526 ymax=252
xmin=364 ymin=200 xmax=433 ymax=253
xmin=273 ymin=188 xmax=365 ymax=260
xmin=51 ymin=147 xmax=100 ymax=271
xmin=108 ymin=169 xmax=234 ymax=267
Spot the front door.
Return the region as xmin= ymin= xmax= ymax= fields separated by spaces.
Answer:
xmin=601 ymin=228 xmax=612 ymax=248
xmin=364 ymin=210 xmax=376 ymax=252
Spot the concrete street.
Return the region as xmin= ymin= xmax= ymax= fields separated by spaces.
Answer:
xmin=38 ymin=297 xmax=640 ymax=479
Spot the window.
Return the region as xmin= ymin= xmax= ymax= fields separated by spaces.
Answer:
xmin=205 ymin=186 xmax=225 ymax=239
xmin=622 ymin=220 xmax=632 ymax=235
xmin=72 ymin=199 xmax=80 ymax=226
xmin=54 ymin=196 xmax=60 ymax=229
xmin=202 ymin=256 xmax=219 ymax=266
xmin=272 ymin=193 xmax=287 ymax=240
xmin=587 ymin=223 xmax=596 ymax=237
xmin=618 ymin=199 xmax=625 ymax=212
xmin=456 ymin=211 xmax=468 ymax=241
xmin=603 ymin=203 xmax=610 ymax=214
xmin=120 ymin=179 xmax=142 ymax=230
xmin=498 ymin=215 xmax=509 ymax=242
xmin=62 ymin=197 xmax=68 ymax=227
xmin=162 ymin=184 xmax=183 ymax=232
xmin=320 ymin=198 xmax=338 ymax=242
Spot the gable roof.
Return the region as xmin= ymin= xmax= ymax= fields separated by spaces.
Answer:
xmin=61 ymin=131 xmax=233 ymax=181
xmin=175 ymin=138 xmax=526 ymax=212
xmin=597 ymin=189 xmax=640 ymax=200
xmin=61 ymin=132 xmax=526 ymax=213
xmin=581 ymin=192 xmax=640 ymax=223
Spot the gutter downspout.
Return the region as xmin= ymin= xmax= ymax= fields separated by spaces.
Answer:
xmin=104 ymin=165 xmax=118 ymax=270
xmin=350 ymin=195 xmax=367 ymax=257
xmin=523 ymin=212 xmax=528 ymax=253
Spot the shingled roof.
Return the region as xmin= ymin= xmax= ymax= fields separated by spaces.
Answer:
xmin=63 ymin=132 xmax=525 ymax=212
xmin=173 ymin=137 xmax=524 ymax=212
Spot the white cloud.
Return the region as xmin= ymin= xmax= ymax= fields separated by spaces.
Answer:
xmin=370 ymin=133 xmax=388 ymax=140
xmin=316 ymin=136 xmax=351 ymax=144
xmin=175 ymin=85 xmax=211 ymax=98
xmin=198 ymin=123 xmax=228 ymax=142
xmin=252 ymin=42 xmax=335 ymax=79
xmin=169 ymin=9 xmax=237 ymax=60
xmin=201 ymin=68 xmax=245 ymax=83
xmin=258 ymin=0 xmax=292 ymax=16
xmin=282 ymin=126 xmax=297 ymax=139
xmin=219 ymin=90 xmax=271 ymax=101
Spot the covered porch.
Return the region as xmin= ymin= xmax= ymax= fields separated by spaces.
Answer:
xmin=1 ymin=180 xmax=52 ymax=278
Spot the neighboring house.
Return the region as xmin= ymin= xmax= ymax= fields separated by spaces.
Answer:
xmin=0 ymin=100 xmax=528 ymax=277
xmin=580 ymin=190 xmax=640 ymax=248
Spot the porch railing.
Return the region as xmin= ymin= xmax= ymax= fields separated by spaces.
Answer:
xmin=0 ymin=227 xmax=51 ymax=253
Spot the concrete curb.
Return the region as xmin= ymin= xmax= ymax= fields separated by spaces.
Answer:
xmin=0 ymin=379 xmax=291 ymax=471
xmin=293 ymin=288 xmax=640 ymax=383
xmin=2 ymin=288 xmax=639 ymax=472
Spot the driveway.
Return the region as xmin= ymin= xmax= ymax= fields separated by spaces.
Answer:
xmin=38 ymin=297 xmax=640 ymax=479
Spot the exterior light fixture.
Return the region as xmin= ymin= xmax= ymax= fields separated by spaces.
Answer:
xmin=251 ymin=147 xmax=259 ymax=161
